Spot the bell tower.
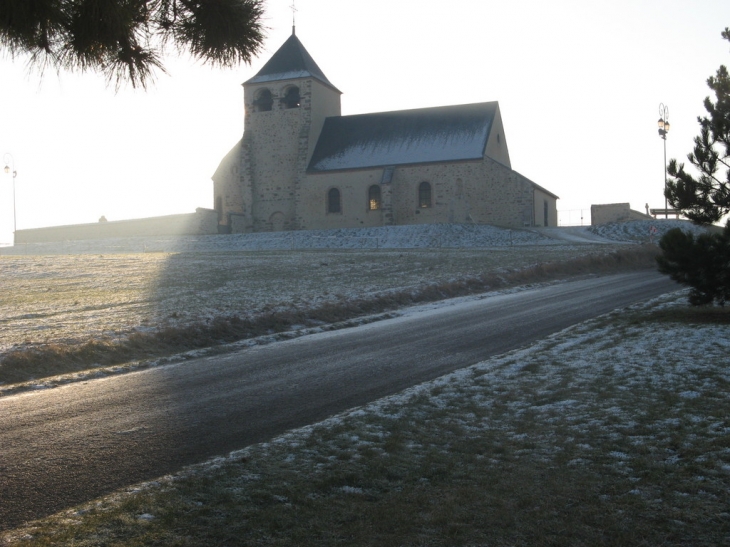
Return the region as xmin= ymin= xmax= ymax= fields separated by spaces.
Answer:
xmin=238 ymin=30 xmax=341 ymax=231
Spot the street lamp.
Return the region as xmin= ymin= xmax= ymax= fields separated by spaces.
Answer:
xmin=657 ymin=103 xmax=670 ymax=219
xmin=3 ymin=153 xmax=17 ymax=244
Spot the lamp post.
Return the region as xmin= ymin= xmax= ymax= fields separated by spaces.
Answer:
xmin=657 ymin=103 xmax=670 ymax=219
xmin=3 ymin=153 xmax=17 ymax=244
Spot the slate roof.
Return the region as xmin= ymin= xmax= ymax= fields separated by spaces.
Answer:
xmin=245 ymin=33 xmax=340 ymax=92
xmin=307 ymin=102 xmax=499 ymax=172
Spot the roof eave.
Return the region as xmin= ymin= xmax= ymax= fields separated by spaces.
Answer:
xmin=244 ymin=73 xmax=342 ymax=94
xmin=307 ymin=156 xmax=485 ymax=175
xmin=514 ymin=170 xmax=560 ymax=199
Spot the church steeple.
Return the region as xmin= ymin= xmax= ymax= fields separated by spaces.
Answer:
xmin=244 ymin=34 xmax=340 ymax=93
xmin=237 ymin=29 xmax=342 ymax=232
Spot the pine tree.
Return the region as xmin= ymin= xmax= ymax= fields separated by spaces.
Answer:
xmin=658 ymin=28 xmax=730 ymax=306
xmin=665 ymin=28 xmax=730 ymax=224
xmin=0 ymin=0 xmax=265 ymax=89
xmin=657 ymin=224 xmax=730 ymax=305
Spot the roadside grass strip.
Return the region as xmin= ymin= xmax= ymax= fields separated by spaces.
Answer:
xmin=3 ymin=293 xmax=729 ymax=546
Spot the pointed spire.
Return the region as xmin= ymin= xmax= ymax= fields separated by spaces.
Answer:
xmin=244 ymin=33 xmax=340 ymax=93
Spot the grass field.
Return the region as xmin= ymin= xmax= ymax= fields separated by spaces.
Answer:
xmin=4 ymin=232 xmax=728 ymax=545
xmin=0 ymin=244 xmax=656 ymax=387
xmin=2 ymin=292 xmax=729 ymax=546
xmin=0 ymin=247 xmax=601 ymax=350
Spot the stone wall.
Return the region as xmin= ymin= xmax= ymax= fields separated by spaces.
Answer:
xmin=240 ymin=78 xmax=342 ymax=233
xmin=246 ymin=106 xmax=300 ymax=232
xmin=229 ymin=213 xmax=249 ymax=234
xmin=212 ymin=140 xmax=244 ymax=228
xmin=298 ymin=158 xmax=557 ymax=230
xmin=298 ymin=170 xmax=385 ymax=231
xmin=483 ymin=107 xmax=512 ymax=169
xmin=534 ymin=187 xmax=559 ymax=227
xmin=389 ymin=161 xmax=524 ymax=227
xmin=15 ymin=209 xmax=219 ymax=244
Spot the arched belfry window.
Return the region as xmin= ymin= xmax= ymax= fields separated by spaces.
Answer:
xmin=328 ymin=188 xmax=341 ymax=213
xmin=253 ymin=88 xmax=273 ymax=112
xmin=282 ymin=86 xmax=301 ymax=109
xmin=368 ymin=185 xmax=381 ymax=210
xmin=418 ymin=181 xmax=432 ymax=208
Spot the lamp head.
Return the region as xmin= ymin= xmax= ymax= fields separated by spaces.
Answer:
xmin=3 ymin=165 xmax=8 ymax=175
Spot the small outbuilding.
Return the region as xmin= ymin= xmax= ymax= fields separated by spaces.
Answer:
xmin=590 ymin=203 xmax=654 ymax=225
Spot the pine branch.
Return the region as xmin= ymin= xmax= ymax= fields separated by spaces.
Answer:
xmin=0 ymin=0 xmax=265 ymax=88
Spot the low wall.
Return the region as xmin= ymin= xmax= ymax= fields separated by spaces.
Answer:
xmin=15 ymin=208 xmax=219 ymax=244
xmin=591 ymin=203 xmax=652 ymax=225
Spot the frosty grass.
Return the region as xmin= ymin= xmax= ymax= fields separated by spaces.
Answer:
xmin=2 ymin=220 xmax=727 ymax=545
xmin=4 ymin=291 xmax=729 ymax=546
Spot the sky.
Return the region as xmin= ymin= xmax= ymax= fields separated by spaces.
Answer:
xmin=1 ymin=0 xmax=730 ymax=244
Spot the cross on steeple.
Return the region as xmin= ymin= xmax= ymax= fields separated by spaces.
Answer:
xmin=290 ymin=1 xmax=298 ymax=35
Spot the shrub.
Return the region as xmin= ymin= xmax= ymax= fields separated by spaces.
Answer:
xmin=657 ymin=222 xmax=730 ymax=305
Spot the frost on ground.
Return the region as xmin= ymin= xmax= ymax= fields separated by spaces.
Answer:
xmin=0 ymin=223 xmax=559 ymax=255
xmin=258 ymin=291 xmax=730 ymax=508
xmin=5 ymin=292 xmax=729 ymax=547
xmin=0 ymin=219 xmax=705 ymax=256
xmin=589 ymin=219 xmax=710 ymax=242
xmin=0 ymin=222 xmax=652 ymax=361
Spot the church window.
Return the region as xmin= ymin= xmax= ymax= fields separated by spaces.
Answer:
xmin=327 ymin=188 xmax=341 ymax=213
xmin=282 ymin=86 xmax=301 ymax=109
xmin=253 ymin=88 xmax=273 ymax=112
xmin=418 ymin=181 xmax=432 ymax=208
xmin=368 ymin=185 xmax=381 ymax=210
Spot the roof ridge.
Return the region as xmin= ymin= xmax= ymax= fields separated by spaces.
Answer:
xmin=337 ymin=101 xmax=499 ymax=120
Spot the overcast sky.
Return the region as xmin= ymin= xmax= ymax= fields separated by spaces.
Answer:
xmin=1 ymin=0 xmax=729 ymax=244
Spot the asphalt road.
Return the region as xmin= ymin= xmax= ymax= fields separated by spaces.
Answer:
xmin=0 ymin=271 xmax=677 ymax=530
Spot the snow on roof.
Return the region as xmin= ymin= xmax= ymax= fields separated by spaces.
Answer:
xmin=307 ymin=102 xmax=498 ymax=172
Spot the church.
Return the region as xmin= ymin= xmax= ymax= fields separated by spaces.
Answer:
xmin=212 ymin=30 xmax=558 ymax=233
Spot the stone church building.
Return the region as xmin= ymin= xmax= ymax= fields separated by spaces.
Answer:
xmin=213 ymin=31 xmax=558 ymax=233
